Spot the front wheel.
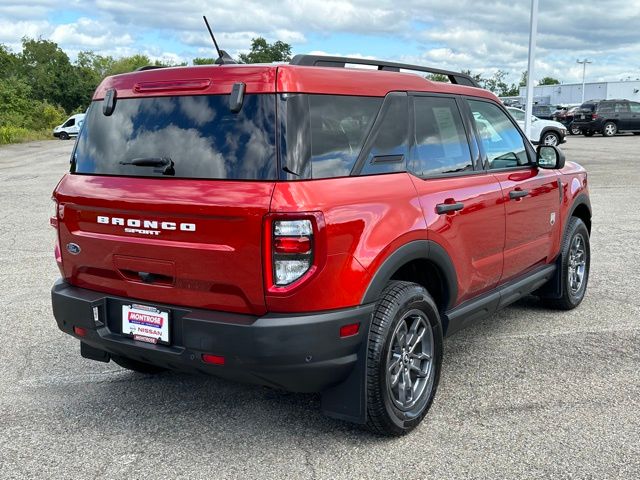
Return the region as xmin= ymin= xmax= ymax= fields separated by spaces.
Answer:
xmin=366 ymin=281 xmax=443 ymax=436
xmin=542 ymin=131 xmax=560 ymax=146
xmin=59 ymin=132 xmax=69 ymax=140
xmin=602 ymin=121 xmax=617 ymax=137
xmin=542 ymin=217 xmax=590 ymax=310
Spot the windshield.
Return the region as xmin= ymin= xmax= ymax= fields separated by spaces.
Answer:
xmin=72 ymin=94 xmax=277 ymax=180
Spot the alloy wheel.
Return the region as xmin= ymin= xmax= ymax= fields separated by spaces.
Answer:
xmin=568 ymin=234 xmax=587 ymax=294
xmin=386 ymin=309 xmax=434 ymax=411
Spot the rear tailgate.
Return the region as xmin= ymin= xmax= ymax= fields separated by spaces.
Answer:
xmin=54 ymin=65 xmax=280 ymax=315
xmin=55 ymin=176 xmax=274 ymax=315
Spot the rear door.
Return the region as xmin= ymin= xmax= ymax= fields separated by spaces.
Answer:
xmin=409 ymin=94 xmax=505 ymax=304
xmin=55 ymin=90 xmax=278 ymax=315
xmin=629 ymin=102 xmax=640 ymax=130
xmin=466 ymin=98 xmax=560 ymax=283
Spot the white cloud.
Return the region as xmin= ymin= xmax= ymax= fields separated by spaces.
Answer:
xmin=0 ymin=0 xmax=639 ymax=83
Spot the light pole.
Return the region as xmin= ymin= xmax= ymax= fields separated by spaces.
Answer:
xmin=577 ymin=59 xmax=592 ymax=104
xmin=524 ymin=0 xmax=538 ymax=140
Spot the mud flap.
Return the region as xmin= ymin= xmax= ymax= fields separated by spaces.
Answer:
xmin=81 ymin=342 xmax=110 ymax=363
xmin=320 ymin=336 xmax=368 ymax=424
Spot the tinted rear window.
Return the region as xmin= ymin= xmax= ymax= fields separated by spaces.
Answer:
xmin=73 ymin=94 xmax=277 ymax=180
xmin=579 ymin=103 xmax=596 ymax=112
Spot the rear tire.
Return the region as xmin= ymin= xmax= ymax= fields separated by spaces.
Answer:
xmin=112 ymin=355 xmax=166 ymax=374
xmin=583 ymin=130 xmax=594 ymax=137
xmin=366 ymin=281 xmax=443 ymax=436
xmin=602 ymin=121 xmax=617 ymax=137
xmin=541 ymin=217 xmax=590 ymax=310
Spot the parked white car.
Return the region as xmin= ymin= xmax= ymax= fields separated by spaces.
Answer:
xmin=507 ymin=107 xmax=567 ymax=146
xmin=53 ymin=114 xmax=86 ymax=140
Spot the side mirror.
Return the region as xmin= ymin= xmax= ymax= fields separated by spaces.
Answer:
xmin=536 ymin=145 xmax=565 ymax=169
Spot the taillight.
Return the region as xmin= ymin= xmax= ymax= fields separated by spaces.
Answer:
xmin=264 ymin=213 xmax=326 ymax=292
xmin=592 ymin=113 xmax=599 ymax=119
xmin=272 ymin=219 xmax=313 ymax=286
xmin=50 ymin=198 xmax=58 ymax=228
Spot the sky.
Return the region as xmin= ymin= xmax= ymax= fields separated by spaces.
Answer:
xmin=1 ymin=0 xmax=639 ymax=85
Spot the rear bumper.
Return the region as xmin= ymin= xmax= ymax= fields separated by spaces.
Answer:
xmin=51 ymin=279 xmax=374 ymax=393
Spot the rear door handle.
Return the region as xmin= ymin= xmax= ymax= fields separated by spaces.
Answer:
xmin=436 ymin=202 xmax=464 ymax=214
xmin=509 ymin=189 xmax=529 ymax=200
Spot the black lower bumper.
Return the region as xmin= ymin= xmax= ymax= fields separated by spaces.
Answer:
xmin=51 ymin=279 xmax=374 ymax=394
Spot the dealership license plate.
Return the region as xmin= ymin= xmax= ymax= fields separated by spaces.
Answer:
xmin=122 ymin=303 xmax=170 ymax=344
xmin=580 ymin=114 xmax=585 ymax=119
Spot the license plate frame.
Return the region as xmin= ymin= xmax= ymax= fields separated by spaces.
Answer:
xmin=122 ymin=303 xmax=170 ymax=345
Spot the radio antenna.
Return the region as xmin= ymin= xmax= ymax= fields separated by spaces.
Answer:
xmin=203 ymin=15 xmax=236 ymax=64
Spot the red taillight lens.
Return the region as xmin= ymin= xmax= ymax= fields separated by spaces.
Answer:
xmin=592 ymin=113 xmax=598 ymax=119
xmin=340 ymin=322 xmax=360 ymax=338
xmin=274 ymin=237 xmax=312 ymax=254
xmin=202 ymin=354 xmax=225 ymax=365
xmin=73 ymin=326 xmax=88 ymax=337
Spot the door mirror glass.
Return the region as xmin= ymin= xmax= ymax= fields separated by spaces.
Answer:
xmin=536 ymin=145 xmax=565 ymax=169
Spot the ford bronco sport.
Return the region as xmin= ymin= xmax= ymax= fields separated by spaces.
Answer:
xmin=51 ymin=55 xmax=591 ymax=436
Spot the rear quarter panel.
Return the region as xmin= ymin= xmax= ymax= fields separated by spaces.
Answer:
xmin=268 ymin=173 xmax=426 ymax=312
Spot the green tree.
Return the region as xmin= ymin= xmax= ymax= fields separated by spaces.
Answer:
xmin=238 ymin=37 xmax=292 ymax=64
xmin=519 ymin=71 xmax=528 ymax=87
xmin=426 ymin=73 xmax=450 ymax=82
xmin=538 ymin=76 xmax=560 ymax=86
xmin=193 ymin=57 xmax=216 ymax=65
xmin=107 ymin=54 xmax=158 ymax=75
xmin=19 ymin=38 xmax=78 ymax=112
xmin=0 ymin=44 xmax=18 ymax=79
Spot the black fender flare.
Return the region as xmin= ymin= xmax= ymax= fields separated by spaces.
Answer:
xmin=539 ymin=126 xmax=562 ymax=142
xmin=566 ymin=192 xmax=592 ymax=234
xmin=360 ymin=240 xmax=458 ymax=311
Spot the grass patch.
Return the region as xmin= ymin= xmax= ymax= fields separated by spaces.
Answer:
xmin=0 ymin=126 xmax=53 ymax=145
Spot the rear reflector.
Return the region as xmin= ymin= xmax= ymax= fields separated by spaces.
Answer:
xmin=202 ymin=354 xmax=225 ymax=365
xmin=73 ymin=326 xmax=88 ymax=337
xmin=339 ymin=322 xmax=360 ymax=338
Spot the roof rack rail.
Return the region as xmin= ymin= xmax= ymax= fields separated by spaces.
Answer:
xmin=135 ymin=65 xmax=167 ymax=72
xmin=290 ymin=54 xmax=480 ymax=88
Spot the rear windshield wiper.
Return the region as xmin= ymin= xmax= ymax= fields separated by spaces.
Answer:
xmin=119 ymin=157 xmax=175 ymax=176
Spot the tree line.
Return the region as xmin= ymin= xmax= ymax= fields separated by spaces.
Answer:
xmin=0 ymin=35 xmax=558 ymax=144
xmin=0 ymin=36 xmax=291 ymax=143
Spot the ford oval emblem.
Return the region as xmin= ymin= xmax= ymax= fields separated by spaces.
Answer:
xmin=66 ymin=243 xmax=81 ymax=255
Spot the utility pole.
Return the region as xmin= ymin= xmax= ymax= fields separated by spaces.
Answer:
xmin=524 ymin=0 xmax=538 ymax=140
xmin=577 ymin=59 xmax=592 ymax=104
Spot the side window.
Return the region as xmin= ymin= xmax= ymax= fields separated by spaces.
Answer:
xmin=360 ymin=94 xmax=409 ymax=175
xmin=614 ymin=102 xmax=629 ymax=113
xmin=630 ymin=102 xmax=640 ymax=113
xmin=468 ymin=100 xmax=529 ymax=170
xmin=509 ymin=108 xmax=525 ymax=122
xmin=598 ymin=102 xmax=613 ymax=114
xmin=309 ymin=95 xmax=381 ymax=178
xmin=63 ymin=118 xmax=75 ymax=127
xmin=412 ymin=96 xmax=473 ymax=176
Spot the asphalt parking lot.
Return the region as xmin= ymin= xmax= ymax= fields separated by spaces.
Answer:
xmin=0 ymin=135 xmax=638 ymax=479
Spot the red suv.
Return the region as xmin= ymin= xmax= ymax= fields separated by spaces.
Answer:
xmin=51 ymin=55 xmax=592 ymax=436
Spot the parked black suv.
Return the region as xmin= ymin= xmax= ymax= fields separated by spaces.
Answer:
xmin=572 ymin=99 xmax=640 ymax=137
